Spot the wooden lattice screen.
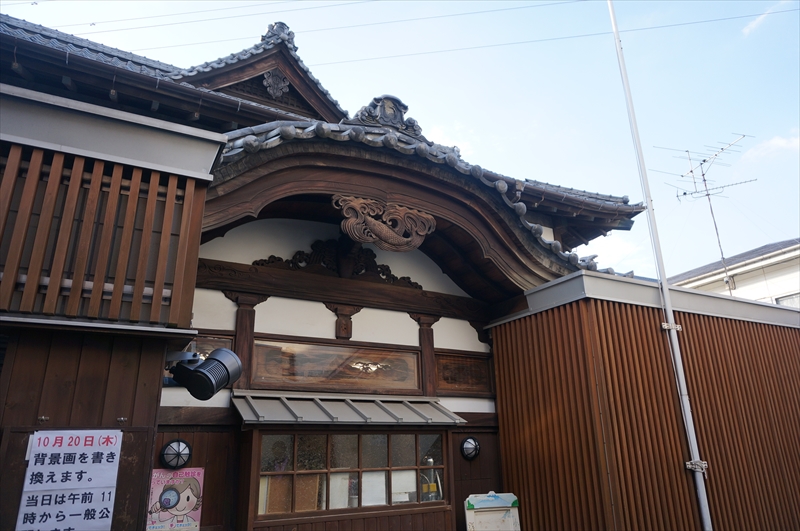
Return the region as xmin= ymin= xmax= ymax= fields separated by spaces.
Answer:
xmin=0 ymin=142 xmax=206 ymax=327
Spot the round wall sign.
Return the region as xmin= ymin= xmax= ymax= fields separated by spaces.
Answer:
xmin=160 ymin=439 xmax=192 ymax=469
xmin=460 ymin=437 xmax=480 ymax=461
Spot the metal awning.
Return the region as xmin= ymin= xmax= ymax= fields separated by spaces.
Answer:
xmin=232 ymin=390 xmax=466 ymax=425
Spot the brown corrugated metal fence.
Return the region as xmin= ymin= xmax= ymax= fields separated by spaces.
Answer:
xmin=677 ymin=311 xmax=800 ymax=531
xmin=495 ymin=298 xmax=799 ymax=530
xmin=495 ymin=300 xmax=721 ymax=529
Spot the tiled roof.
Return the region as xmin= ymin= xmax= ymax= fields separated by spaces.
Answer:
xmin=0 ymin=14 xmax=314 ymax=121
xmin=222 ymin=120 xmax=641 ymax=217
xmin=220 ymin=114 xmax=643 ymax=273
xmin=668 ymin=238 xmax=800 ymax=284
xmin=0 ymin=14 xmax=177 ymax=73
xmin=166 ymin=22 xmax=348 ymax=117
xmin=525 ymin=179 xmax=631 ymax=209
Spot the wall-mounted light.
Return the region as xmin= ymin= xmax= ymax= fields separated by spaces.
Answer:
xmin=460 ymin=437 xmax=480 ymax=461
xmin=160 ymin=439 xmax=192 ymax=469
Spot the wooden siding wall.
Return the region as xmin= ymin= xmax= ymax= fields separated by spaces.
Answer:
xmin=154 ymin=428 xmax=240 ymax=531
xmin=493 ymin=300 xmax=701 ymax=531
xmin=0 ymin=328 xmax=168 ymax=530
xmin=252 ymin=506 xmax=454 ymax=531
xmin=450 ymin=428 xmax=502 ymax=531
xmin=0 ymin=142 xmax=206 ymax=328
xmin=677 ymin=312 xmax=800 ymax=531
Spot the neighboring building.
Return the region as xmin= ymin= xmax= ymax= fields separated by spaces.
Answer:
xmin=1 ymin=14 xmax=798 ymax=531
xmin=669 ymin=238 xmax=800 ymax=308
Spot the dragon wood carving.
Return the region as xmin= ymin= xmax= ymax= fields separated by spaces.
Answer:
xmin=332 ymin=195 xmax=435 ymax=252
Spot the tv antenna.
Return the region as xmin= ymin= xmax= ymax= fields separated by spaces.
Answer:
xmin=654 ymin=133 xmax=755 ymax=296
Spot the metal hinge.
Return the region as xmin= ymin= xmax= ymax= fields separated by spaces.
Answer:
xmin=661 ymin=323 xmax=683 ymax=331
xmin=686 ymin=460 xmax=709 ymax=478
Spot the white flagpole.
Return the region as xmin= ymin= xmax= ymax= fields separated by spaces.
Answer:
xmin=606 ymin=2 xmax=713 ymax=529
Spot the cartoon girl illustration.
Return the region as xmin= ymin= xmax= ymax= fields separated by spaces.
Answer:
xmin=149 ymin=477 xmax=202 ymax=528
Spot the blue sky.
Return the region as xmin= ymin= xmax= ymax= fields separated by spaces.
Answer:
xmin=3 ymin=0 xmax=798 ymax=278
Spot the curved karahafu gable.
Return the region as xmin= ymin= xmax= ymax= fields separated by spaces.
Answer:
xmin=206 ymin=95 xmax=643 ymax=303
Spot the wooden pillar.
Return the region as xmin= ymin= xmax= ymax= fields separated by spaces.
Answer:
xmin=324 ymin=303 xmax=363 ymax=340
xmin=409 ymin=313 xmax=440 ymax=397
xmin=223 ymin=291 xmax=269 ymax=389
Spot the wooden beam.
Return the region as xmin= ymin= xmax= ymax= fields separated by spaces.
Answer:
xmin=196 ymin=258 xmax=490 ymax=322
xmin=410 ymin=313 xmax=440 ymax=396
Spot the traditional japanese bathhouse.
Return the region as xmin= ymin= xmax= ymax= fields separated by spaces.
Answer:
xmin=3 ymin=14 xmax=798 ymax=531
xmin=156 ymin=24 xmax=642 ymax=530
xmin=0 ymin=16 xmax=640 ymax=529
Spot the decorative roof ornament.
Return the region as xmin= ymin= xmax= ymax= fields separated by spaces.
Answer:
xmin=332 ymin=195 xmax=436 ymax=252
xmin=261 ymin=22 xmax=296 ymax=52
xmin=342 ymin=95 xmax=424 ymax=140
xmin=263 ymin=69 xmax=290 ymax=99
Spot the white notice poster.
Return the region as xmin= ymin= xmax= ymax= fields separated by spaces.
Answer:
xmin=15 ymin=430 xmax=123 ymax=531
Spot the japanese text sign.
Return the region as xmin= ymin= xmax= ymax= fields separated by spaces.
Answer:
xmin=16 ymin=430 xmax=122 ymax=531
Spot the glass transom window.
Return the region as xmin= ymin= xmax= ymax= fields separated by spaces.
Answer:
xmin=253 ymin=340 xmax=420 ymax=392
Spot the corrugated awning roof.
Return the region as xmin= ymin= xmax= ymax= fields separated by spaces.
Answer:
xmin=232 ymin=390 xmax=466 ymax=425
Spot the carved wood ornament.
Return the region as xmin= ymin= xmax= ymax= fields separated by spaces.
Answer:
xmin=324 ymin=303 xmax=363 ymax=340
xmin=332 ymin=195 xmax=436 ymax=252
xmin=252 ymin=237 xmax=423 ymax=289
xmin=262 ymin=69 xmax=290 ymax=99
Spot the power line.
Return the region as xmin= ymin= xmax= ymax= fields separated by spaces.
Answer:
xmin=125 ymin=6 xmax=798 ymax=63
xmin=306 ymin=8 xmax=799 ymax=67
xmin=130 ymin=0 xmax=583 ymax=53
xmin=57 ymin=2 xmax=290 ymax=29
xmin=72 ymin=1 xmax=374 ymax=36
xmin=1 ymin=0 xmax=54 ymax=6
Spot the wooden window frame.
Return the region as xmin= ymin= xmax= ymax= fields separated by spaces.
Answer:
xmin=255 ymin=429 xmax=448 ymax=522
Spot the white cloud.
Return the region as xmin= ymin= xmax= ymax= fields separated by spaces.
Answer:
xmin=742 ymin=1 xmax=788 ymax=36
xmin=741 ymin=133 xmax=800 ymax=161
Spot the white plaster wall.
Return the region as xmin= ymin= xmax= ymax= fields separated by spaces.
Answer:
xmin=693 ymin=258 xmax=800 ymax=304
xmin=200 ymin=219 xmax=469 ymax=297
xmin=160 ymin=388 xmax=231 ymax=408
xmin=437 ymin=397 xmax=495 ymax=414
xmin=433 ymin=318 xmax=490 ymax=353
xmin=199 ymin=218 xmax=342 ymax=263
xmin=350 ymin=308 xmax=419 ymax=346
xmin=254 ymin=297 xmax=337 ymax=339
xmin=735 ymin=261 xmax=800 ymax=302
xmin=368 ymin=244 xmax=468 ymax=297
xmin=541 ymin=226 xmax=555 ymax=241
xmin=191 ymin=288 xmax=237 ymax=331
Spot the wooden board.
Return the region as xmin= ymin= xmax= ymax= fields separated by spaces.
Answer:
xmin=197 ymin=258 xmax=489 ymax=323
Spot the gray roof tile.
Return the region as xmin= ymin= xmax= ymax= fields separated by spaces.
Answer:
xmin=167 ymin=22 xmax=348 ymax=117
xmin=0 ymin=14 xmax=314 ymax=121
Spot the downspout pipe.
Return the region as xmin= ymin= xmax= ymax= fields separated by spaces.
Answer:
xmin=606 ymin=2 xmax=713 ymax=530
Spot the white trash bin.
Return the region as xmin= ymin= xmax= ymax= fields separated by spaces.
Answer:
xmin=464 ymin=491 xmax=521 ymax=531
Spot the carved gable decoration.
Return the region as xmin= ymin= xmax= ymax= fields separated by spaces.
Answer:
xmin=252 ymin=238 xmax=423 ymax=290
xmin=342 ymin=95 xmax=424 ymax=139
xmin=332 ymin=195 xmax=435 ymax=253
xmin=263 ymin=69 xmax=290 ymax=99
